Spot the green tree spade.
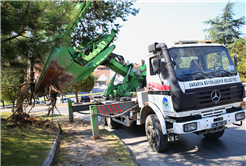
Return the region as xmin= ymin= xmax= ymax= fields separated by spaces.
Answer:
xmin=203 ymin=1 xmax=245 ymax=45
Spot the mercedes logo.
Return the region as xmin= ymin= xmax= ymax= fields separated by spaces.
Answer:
xmin=211 ymin=90 xmax=221 ymax=103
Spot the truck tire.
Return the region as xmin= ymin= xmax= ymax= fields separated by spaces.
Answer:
xmin=106 ymin=117 xmax=122 ymax=129
xmin=145 ymin=114 xmax=168 ymax=152
xmin=203 ymin=129 xmax=224 ymax=140
xmin=101 ymin=117 xmax=107 ymax=126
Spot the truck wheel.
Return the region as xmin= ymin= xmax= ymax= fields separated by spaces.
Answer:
xmin=101 ymin=117 xmax=107 ymax=126
xmin=106 ymin=117 xmax=122 ymax=129
xmin=145 ymin=114 xmax=168 ymax=152
xmin=203 ymin=129 xmax=224 ymax=140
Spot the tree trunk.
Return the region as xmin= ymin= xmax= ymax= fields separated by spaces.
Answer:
xmin=16 ymin=86 xmax=24 ymax=113
xmin=16 ymin=71 xmax=25 ymax=113
xmin=47 ymin=93 xmax=58 ymax=116
xmin=28 ymin=69 xmax=35 ymax=105
xmin=43 ymin=96 xmax=46 ymax=104
xmin=76 ymin=91 xmax=78 ymax=103
xmin=12 ymin=101 xmax=15 ymax=112
xmin=1 ymin=100 xmax=5 ymax=108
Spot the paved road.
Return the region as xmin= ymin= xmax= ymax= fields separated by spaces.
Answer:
xmin=108 ymin=123 xmax=246 ymax=166
xmin=2 ymin=105 xmax=246 ymax=166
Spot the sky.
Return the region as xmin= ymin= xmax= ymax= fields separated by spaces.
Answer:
xmin=112 ymin=0 xmax=245 ymax=64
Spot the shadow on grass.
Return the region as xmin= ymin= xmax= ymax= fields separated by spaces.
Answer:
xmin=1 ymin=112 xmax=58 ymax=166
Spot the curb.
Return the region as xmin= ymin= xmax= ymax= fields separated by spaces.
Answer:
xmin=42 ymin=123 xmax=61 ymax=166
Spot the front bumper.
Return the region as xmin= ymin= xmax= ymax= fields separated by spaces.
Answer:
xmin=173 ymin=109 xmax=245 ymax=134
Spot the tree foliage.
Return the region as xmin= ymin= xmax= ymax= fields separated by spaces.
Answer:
xmin=66 ymin=74 xmax=96 ymax=103
xmin=228 ymin=37 xmax=246 ymax=82
xmin=71 ymin=0 xmax=139 ymax=47
xmin=1 ymin=1 xmax=80 ymax=70
xmin=1 ymin=66 xmax=21 ymax=110
xmin=203 ymin=1 xmax=245 ymax=45
xmin=1 ymin=93 xmax=6 ymax=108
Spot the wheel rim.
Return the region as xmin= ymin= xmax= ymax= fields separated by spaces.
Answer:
xmin=147 ymin=125 xmax=156 ymax=143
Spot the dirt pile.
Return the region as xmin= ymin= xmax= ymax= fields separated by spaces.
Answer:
xmin=5 ymin=112 xmax=57 ymax=128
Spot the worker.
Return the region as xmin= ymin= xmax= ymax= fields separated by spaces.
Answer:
xmin=140 ymin=59 xmax=147 ymax=88
xmin=174 ymin=56 xmax=182 ymax=76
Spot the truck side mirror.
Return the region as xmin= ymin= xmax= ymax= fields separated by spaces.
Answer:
xmin=148 ymin=42 xmax=161 ymax=53
xmin=151 ymin=58 xmax=160 ymax=74
xmin=234 ymin=54 xmax=237 ymax=67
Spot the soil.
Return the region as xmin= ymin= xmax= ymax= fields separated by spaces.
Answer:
xmin=51 ymin=118 xmax=137 ymax=166
xmin=6 ymin=112 xmax=57 ymax=129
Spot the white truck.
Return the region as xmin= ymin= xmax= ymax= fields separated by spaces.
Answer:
xmin=100 ymin=40 xmax=245 ymax=152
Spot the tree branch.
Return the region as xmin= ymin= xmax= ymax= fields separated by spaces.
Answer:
xmin=3 ymin=30 xmax=24 ymax=42
xmin=29 ymin=4 xmax=48 ymax=14
xmin=1 ymin=2 xmax=11 ymax=8
xmin=4 ymin=3 xmax=68 ymax=42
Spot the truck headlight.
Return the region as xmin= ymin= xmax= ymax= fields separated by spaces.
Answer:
xmin=183 ymin=122 xmax=197 ymax=132
xmin=235 ymin=112 xmax=245 ymax=121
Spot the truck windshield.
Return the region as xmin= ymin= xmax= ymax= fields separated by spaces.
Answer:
xmin=169 ymin=46 xmax=237 ymax=81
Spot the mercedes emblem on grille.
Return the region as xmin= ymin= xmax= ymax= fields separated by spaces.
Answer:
xmin=211 ymin=90 xmax=221 ymax=103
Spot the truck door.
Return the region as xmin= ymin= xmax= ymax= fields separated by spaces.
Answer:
xmin=147 ymin=55 xmax=173 ymax=115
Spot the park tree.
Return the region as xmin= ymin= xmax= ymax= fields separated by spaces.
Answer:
xmin=1 ymin=88 xmax=18 ymax=111
xmin=60 ymin=88 xmax=71 ymax=103
xmin=1 ymin=66 xmax=22 ymax=111
xmin=66 ymin=74 xmax=96 ymax=103
xmin=203 ymin=1 xmax=245 ymax=45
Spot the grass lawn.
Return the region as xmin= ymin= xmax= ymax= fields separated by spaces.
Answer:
xmin=1 ymin=112 xmax=59 ymax=166
xmin=100 ymin=128 xmax=136 ymax=166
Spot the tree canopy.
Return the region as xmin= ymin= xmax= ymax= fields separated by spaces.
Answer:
xmin=66 ymin=74 xmax=96 ymax=103
xmin=71 ymin=1 xmax=139 ymax=47
xmin=203 ymin=1 xmax=245 ymax=45
xmin=1 ymin=1 xmax=81 ymax=70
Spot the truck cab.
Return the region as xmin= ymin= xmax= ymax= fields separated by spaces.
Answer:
xmin=139 ymin=40 xmax=245 ymax=152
